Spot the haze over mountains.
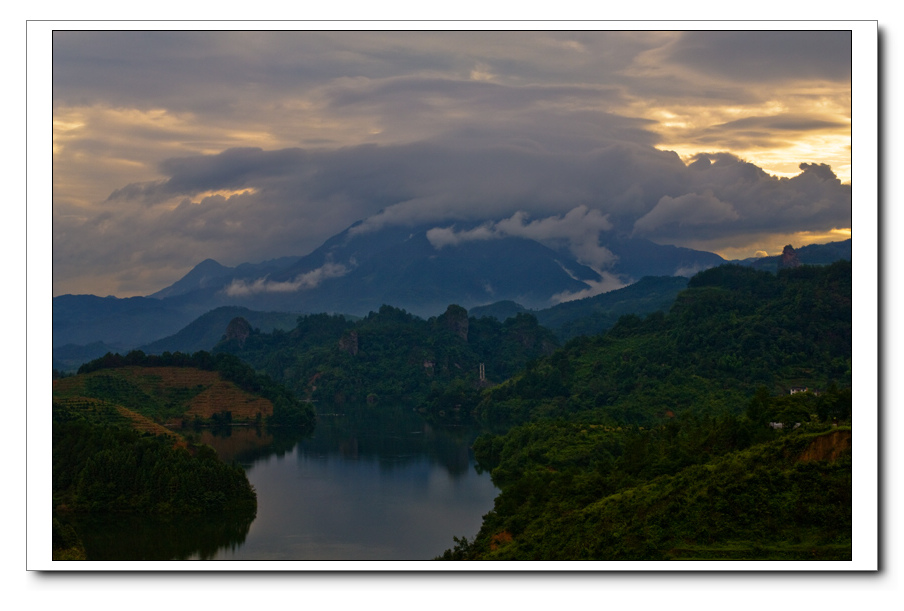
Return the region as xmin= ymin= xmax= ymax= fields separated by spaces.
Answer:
xmin=52 ymin=215 xmax=851 ymax=371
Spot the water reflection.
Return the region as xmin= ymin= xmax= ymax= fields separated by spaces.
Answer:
xmin=295 ymin=405 xmax=474 ymax=476
xmin=59 ymin=511 xmax=255 ymax=561
xmin=214 ymin=404 xmax=498 ymax=560
xmin=64 ymin=405 xmax=497 ymax=561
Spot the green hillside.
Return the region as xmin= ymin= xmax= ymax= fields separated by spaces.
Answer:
xmin=477 ymin=262 xmax=851 ymax=427
xmin=215 ymin=304 xmax=560 ymax=423
xmin=52 ymin=351 xmax=316 ymax=558
xmin=439 ymin=261 xmax=852 ymax=560
xmin=58 ymin=350 xmax=316 ymax=430
xmin=447 ymin=423 xmax=851 ymax=560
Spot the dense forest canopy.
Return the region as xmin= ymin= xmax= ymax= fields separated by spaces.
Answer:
xmin=439 ymin=261 xmax=852 ymax=560
xmin=52 ymin=351 xmax=316 ymax=559
xmin=476 ymin=261 xmax=851 ymax=428
xmin=215 ymin=304 xmax=560 ymax=423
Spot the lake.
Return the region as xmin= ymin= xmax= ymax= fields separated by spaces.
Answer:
xmin=67 ymin=405 xmax=498 ymax=562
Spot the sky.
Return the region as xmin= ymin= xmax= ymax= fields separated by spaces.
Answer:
xmin=52 ymin=29 xmax=854 ymax=298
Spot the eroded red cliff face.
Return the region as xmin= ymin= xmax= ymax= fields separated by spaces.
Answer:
xmin=798 ymin=430 xmax=851 ymax=462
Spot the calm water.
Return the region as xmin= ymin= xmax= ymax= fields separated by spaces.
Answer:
xmin=69 ymin=406 xmax=498 ymax=561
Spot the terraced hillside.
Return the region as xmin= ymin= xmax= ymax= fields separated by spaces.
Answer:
xmin=53 ymin=366 xmax=274 ymax=428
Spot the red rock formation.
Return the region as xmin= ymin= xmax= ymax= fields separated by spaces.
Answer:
xmin=779 ymin=244 xmax=802 ymax=269
xmin=339 ymin=330 xmax=359 ymax=356
xmin=224 ymin=317 xmax=252 ymax=346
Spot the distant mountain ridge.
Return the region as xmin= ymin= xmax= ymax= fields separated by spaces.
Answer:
xmin=132 ymin=221 xmax=727 ymax=319
xmin=148 ymin=256 xmax=303 ymax=299
xmin=53 ymin=220 xmax=850 ymax=366
xmin=138 ymin=307 xmax=301 ymax=355
xmin=731 ymin=239 xmax=851 ymax=272
xmin=470 ymin=276 xmax=691 ymax=341
xmin=468 ymin=239 xmax=852 ymax=339
xmin=52 ymin=293 xmax=206 ymax=349
xmin=146 ymin=258 xmax=233 ymax=299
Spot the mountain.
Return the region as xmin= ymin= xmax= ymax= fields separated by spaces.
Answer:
xmin=468 ymin=300 xmax=530 ymax=322
xmin=732 ymin=238 xmax=852 ymax=272
xmin=213 ymin=304 xmax=560 ymax=422
xmin=52 ymin=351 xmax=315 ymax=548
xmin=146 ymin=258 xmax=234 ymax=299
xmin=53 ymin=341 xmax=124 ymax=373
xmin=468 ymin=239 xmax=853 ymax=340
xmin=603 ymin=236 xmax=725 ymax=278
xmin=537 ymin=275 xmax=690 ymax=340
xmin=209 ymin=224 xmax=606 ymax=316
xmin=138 ymin=307 xmax=301 ymax=356
xmin=54 ymin=218 xmax=793 ymax=353
xmin=470 ymin=275 xmax=691 ymax=341
xmin=52 ymin=294 xmax=209 ymax=349
xmin=136 ymin=222 xmax=727 ymax=319
xmin=452 ymin=424 xmax=851 ymax=560
xmin=146 ymin=256 xmax=302 ymax=299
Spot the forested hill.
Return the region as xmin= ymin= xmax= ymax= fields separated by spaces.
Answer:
xmin=469 ymin=275 xmax=690 ymax=342
xmin=477 ymin=260 xmax=851 ymax=427
xmin=52 ymin=350 xmax=316 ymax=558
xmin=439 ymin=261 xmax=852 ymax=560
xmin=69 ymin=350 xmax=316 ymax=430
xmin=215 ymin=304 xmax=559 ymax=422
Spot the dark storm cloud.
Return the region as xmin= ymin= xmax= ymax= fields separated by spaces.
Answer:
xmin=51 ymin=30 xmax=854 ymax=296
xmin=326 ymin=75 xmax=622 ymax=111
xmin=51 ymin=31 xmax=639 ymax=111
xmin=67 ymin=133 xmax=848 ymax=287
xmin=632 ymin=154 xmax=850 ymax=242
xmin=53 ymin=31 xmax=362 ymax=112
xmin=663 ymin=31 xmax=852 ymax=83
xmin=708 ymin=115 xmax=849 ymax=133
xmin=158 ymin=147 xmax=309 ymax=194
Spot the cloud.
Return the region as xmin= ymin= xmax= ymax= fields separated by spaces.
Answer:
xmin=634 ymin=190 xmax=740 ymax=235
xmin=629 ymin=153 xmax=850 ymax=244
xmin=662 ymin=31 xmax=852 ymax=83
xmin=54 ymin=138 xmax=851 ymax=297
xmin=426 ymin=206 xmax=617 ymax=270
xmin=551 ymin=271 xmax=627 ymax=304
xmin=426 ymin=224 xmax=497 ymax=249
xmin=223 ymin=262 xmax=349 ymax=296
xmin=707 ymin=115 xmax=849 ymax=133
xmin=495 ymin=207 xmax=616 ymax=269
xmin=50 ymin=31 xmax=853 ymax=297
xmin=674 ymin=263 xmax=712 ymax=278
